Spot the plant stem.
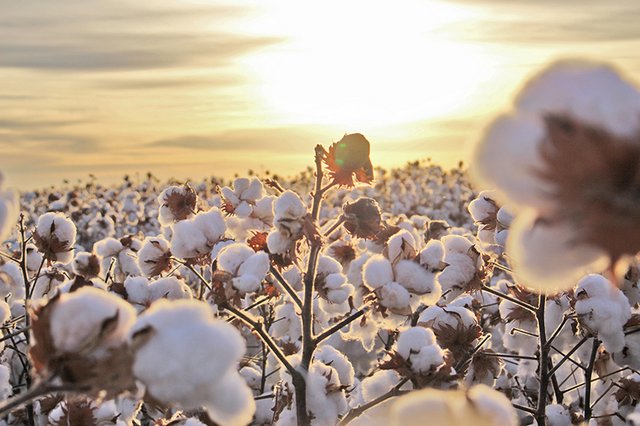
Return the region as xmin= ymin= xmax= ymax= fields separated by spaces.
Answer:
xmin=17 ymin=215 xmax=34 ymax=426
xmin=269 ymin=266 xmax=302 ymax=308
xmin=536 ymin=294 xmax=549 ymax=426
xmin=481 ymin=285 xmax=537 ymax=313
xmin=583 ymin=338 xmax=600 ymax=422
xmin=314 ymin=304 xmax=370 ymax=345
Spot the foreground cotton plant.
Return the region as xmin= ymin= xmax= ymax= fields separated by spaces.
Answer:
xmin=472 ymin=60 xmax=640 ymax=293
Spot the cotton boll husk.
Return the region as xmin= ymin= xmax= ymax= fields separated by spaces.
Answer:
xmin=508 ymin=210 xmax=609 ymax=294
xmin=470 ymin=113 xmax=554 ymax=212
xmin=394 ymin=260 xmax=441 ymax=302
xmin=362 ymin=255 xmax=393 ymax=290
xmin=514 ymin=60 xmax=640 ymax=138
xmin=130 ymin=299 xmax=254 ymax=426
xmin=389 ymin=384 xmax=518 ymax=426
xmin=50 ymin=287 xmax=136 ymax=356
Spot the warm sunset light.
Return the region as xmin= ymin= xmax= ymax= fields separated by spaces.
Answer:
xmin=2 ymin=2 xmax=640 ymax=425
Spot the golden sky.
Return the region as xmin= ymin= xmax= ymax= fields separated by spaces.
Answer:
xmin=2 ymin=0 xmax=640 ymax=189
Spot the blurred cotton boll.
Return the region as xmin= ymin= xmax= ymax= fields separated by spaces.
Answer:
xmin=129 ymin=299 xmax=255 ymax=426
xmin=471 ymin=60 xmax=640 ymax=293
xmin=389 ymin=384 xmax=518 ymax=426
xmin=0 ymin=173 xmax=18 ymax=244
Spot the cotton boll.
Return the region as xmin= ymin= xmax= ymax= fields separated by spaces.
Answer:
xmin=49 ymin=287 xmax=136 ymax=356
xmin=468 ymin=191 xmax=499 ymax=223
xmin=361 ymin=370 xmax=402 ymax=402
xmin=362 ymin=255 xmax=393 ymax=290
xmin=315 ymin=345 xmax=355 ymax=388
xmin=217 ymin=243 xmax=254 ymax=274
xmin=508 ymin=211 xmax=609 ymax=294
xmin=171 ymin=208 xmax=226 ymax=260
xmin=394 ymin=260 xmax=441 ymax=303
xmin=515 ymin=60 xmax=640 ymax=138
xmin=395 ymin=327 xmax=437 ymax=359
xmin=34 ymin=212 xmax=77 ymax=264
xmin=73 ymin=252 xmax=102 ymax=279
xmin=157 ymin=185 xmax=197 ymax=226
xmin=273 ymin=191 xmax=307 ymax=239
xmin=32 ymin=269 xmax=66 ymax=299
xmin=0 ymin=262 xmax=25 ymax=300
xmin=545 ymin=404 xmax=571 ymax=426
xmin=378 ymin=282 xmax=410 ymax=312
xmin=138 ymin=236 xmax=172 ymax=278
xmin=385 ymin=230 xmax=416 ymax=264
xmin=389 ymin=384 xmax=518 ymax=426
xmin=418 ymin=239 xmax=445 ymax=270
xmin=0 ymin=365 xmax=10 ymax=401
xmin=149 ymin=277 xmax=192 ymax=302
xmin=130 ymin=299 xmax=254 ymax=426
xmin=267 ymin=230 xmax=291 ymax=255
xmin=575 ymin=274 xmax=631 ymax=353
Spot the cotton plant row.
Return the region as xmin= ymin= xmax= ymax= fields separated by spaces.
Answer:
xmin=0 ymin=59 xmax=637 ymax=426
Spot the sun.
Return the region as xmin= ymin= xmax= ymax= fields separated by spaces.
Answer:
xmin=241 ymin=0 xmax=495 ymax=129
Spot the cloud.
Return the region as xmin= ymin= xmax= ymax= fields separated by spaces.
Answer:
xmin=0 ymin=1 xmax=283 ymax=73
xmin=149 ymin=127 xmax=330 ymax=152
xmin=93 ymin=75 xmax=247 ymax=91
xmin=0 ymin=33 xmax=282 ymax=72
xmin=0 ymin=118 xmax=86 ymax=130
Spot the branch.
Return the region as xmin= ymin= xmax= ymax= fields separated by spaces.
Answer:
xmin=583 ymin=338 xmax=600 ymax=422
xmin=481 ymin=285 xmax=537 ymax=313
xmin=339 ymin=378 xmax=409 ymax=425
xmin=536 ymin=294 xmax=549 ymax=426
xmin=314 ymin=304 xmax=370 ymax=345
xmin=270 ymin=266 xmax=302 ymax=309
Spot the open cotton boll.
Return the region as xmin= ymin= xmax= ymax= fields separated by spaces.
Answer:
xmin=515 ymin=60 xmax=640 ymax=138
xmin=149 ymin=277 xmax=192 ymax=301
xmin=468 ymin=191 xmax=499 ymax=223
xmin=49 ymin=287 xmax=136 ymax=356
xmin=418 ymin=305 xmax=477 ymax=331
xmin=389 ymin=384 xmax=518 ymax=426
xmin=362 ymin=255 xmax=393 ymax=290
xmin=0 ymin=365 xmax=10 ymax=401
xmin=34 ymin=212 xmax=77 ymax=264
xmin=266 ymin=229 xmax=291 ymax=254
xmin=395 ymin=327 xmax=437 ymax=359
xmin=418 ymin=239 xmax=445 ymax=270
xmin=378 ymin=282 xmax=410 ymax=312
xmin=171 ymin=208 xmax=226 ymax=260
xmin=394 ymin=260 xmax=441 ymax=302
xmin=217 ymin=243 xmax=255 ymax=273
xmin=73 ymin=252 xmax=102 ymax=279
xmin=315 ymin=345 xmax=355 ymax=388
xmin=130 ymin=299 xmax=254 ymax=426
xmin=508 ymin=211 xmax=609 ymax=294
xmin=137 ymin=236 xmax=172 ymax=278
xmin=274 ymin=191 xmax=307 ymax=221
xmin=575 ymin=274 xmax=631 ymax=353
xmin=385 ymin=230 xmax=416 ymax=264
xmin=361 ymin=370 xmax=402 ymax=402
xmin=157 ymin=185 xmax=197 ymax=226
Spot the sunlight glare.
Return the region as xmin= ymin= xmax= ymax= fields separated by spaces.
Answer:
xmin=242 ymin=0 xmax=495 ymax=129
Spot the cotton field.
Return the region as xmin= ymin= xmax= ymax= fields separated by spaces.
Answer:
xmin=0 ymin=60 xmax=639 ymax=426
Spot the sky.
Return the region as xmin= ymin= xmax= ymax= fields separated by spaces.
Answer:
xmin=2 ymin=0 xmax=640 ymax=189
